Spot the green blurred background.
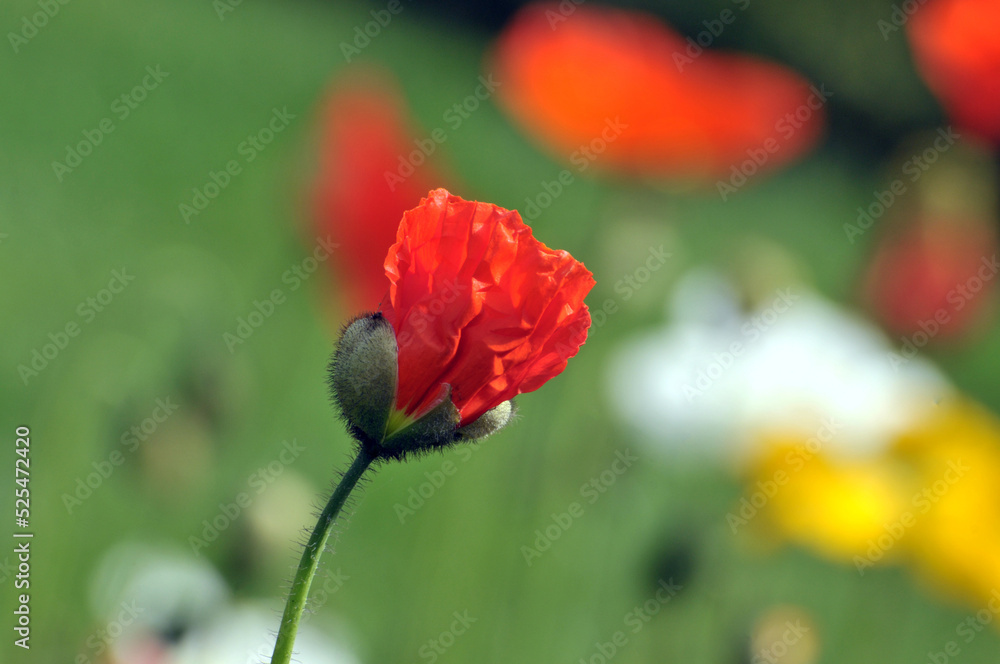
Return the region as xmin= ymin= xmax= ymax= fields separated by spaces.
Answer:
xmin=3 ymin=0 xmax=1000 ymax=663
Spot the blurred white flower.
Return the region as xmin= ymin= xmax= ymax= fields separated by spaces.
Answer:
xmin=607 ymin=269 xmax=949 ymax=462
xmin=90 ymin=541 xmax=228 ymax=646
xmin=88 ymin=542 xmax=359 ymax=664
xmin=170 ymin=604 xmax=359 ymax=664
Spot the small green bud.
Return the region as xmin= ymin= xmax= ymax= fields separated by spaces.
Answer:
xmin=328 ymin=312 xmax=398 ymax=445
xmin=457 ymin=400 xmax=515 ymax=440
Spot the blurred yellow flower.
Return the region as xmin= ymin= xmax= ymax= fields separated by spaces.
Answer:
xmin=741 ymin=399 xmax=1000 ymax=613
xmin=742 ymin=433 xmax=908 ymax=563
xmin=893 ymin=401 xmax=1000 ymax=606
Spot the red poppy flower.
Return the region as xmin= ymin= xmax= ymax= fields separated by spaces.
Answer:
xmin=311 ymin=71 xmax=450 ymax=312
xmin=382 ymin=188 xmax=595 ymax=427
xmin=908 ymin=0 xmax=1000 ymax=146
xmin=490 ymin=3 xmax=825 ymax=181
xmin=863 ymin=215 xmax=996 ymax=340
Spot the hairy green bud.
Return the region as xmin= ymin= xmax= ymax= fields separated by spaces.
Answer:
xmin=457 ymin=400 xmax=515 ymax=440
xmin=328 ymin=312 xmax=398 ymax=444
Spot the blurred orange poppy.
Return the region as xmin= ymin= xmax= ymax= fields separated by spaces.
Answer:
xmin=490 ymin=3 xmax=825 ymax=182
xmin=908 ymin=0 xmax=1000 ymax=146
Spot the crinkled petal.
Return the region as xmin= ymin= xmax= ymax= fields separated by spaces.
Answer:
xmin=383 ymin=189 xmax=595 ymax=424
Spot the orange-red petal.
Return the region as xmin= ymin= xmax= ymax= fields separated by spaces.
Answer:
xmin=384 ymin=189 xmax=595 ymax=424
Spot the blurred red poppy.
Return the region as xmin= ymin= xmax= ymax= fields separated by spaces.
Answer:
xmin=863 ymin=215 xmax=997 ymax=340
xmin=908 ymin=0 xmax=1000 ymax=146
xmin=311 ymin=71 xmax=449 ymax=312
xmin=383 ymin=188 xmax=595 ymax=425
xmin=490 ymin=3 xmax=825 ymax=181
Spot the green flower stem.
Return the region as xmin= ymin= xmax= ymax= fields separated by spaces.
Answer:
xmin=270 ymin=448 xmax=375 ymax=664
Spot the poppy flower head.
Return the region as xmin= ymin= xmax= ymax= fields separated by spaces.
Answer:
xmin=384 ymin=188 xmax=595 ymax=426
xmin=329 ymin=189 xmax=594 ymax=458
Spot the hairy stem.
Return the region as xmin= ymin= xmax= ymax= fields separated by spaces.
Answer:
xmin=270 ymin=448 xmax=374 ymax=664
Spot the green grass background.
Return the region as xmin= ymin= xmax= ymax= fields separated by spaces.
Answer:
xmin=2 ymin=0 xmax=1000 ymax=662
